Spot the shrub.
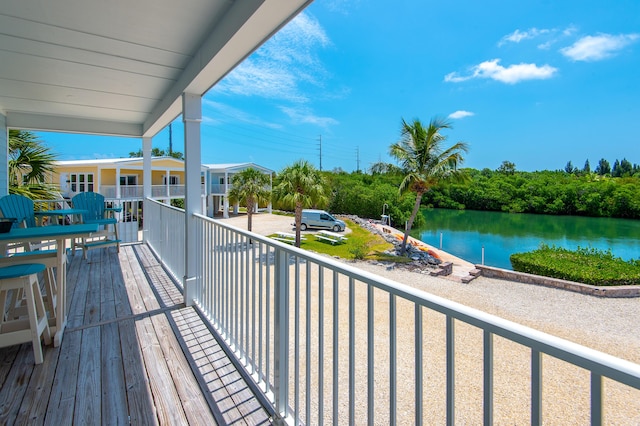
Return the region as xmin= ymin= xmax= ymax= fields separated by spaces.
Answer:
xmin=510 ymin=243 xmax=640 ymax=286
xmin=349 ymin=240 xmax=369 ymax=260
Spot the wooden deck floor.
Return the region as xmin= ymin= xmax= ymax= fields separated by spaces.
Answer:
xmin=0 ymin=243 xmax=272 ymax=425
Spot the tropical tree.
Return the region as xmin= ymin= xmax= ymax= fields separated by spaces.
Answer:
xmin=128 ymin=147 xmax=184 ymax=159
xmin=8 ymin=130 xmax=59 ymax=199
xmin=389 ymin=117 xmax=469 ymax=254
xmin=272 ymin=160 xmax=328 ymax=247
xmin=227 ymin=168 xmax=271 ymax=232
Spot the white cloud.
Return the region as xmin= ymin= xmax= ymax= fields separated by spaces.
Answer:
xmin=560 ymin=33 xmax=639 ymax=61
xmin=202 ymin=99 xmax=284 ymax=129
xmin=448 ymin=110 xmax=475 ymax=119
xmin=279 ymin=106 xmax=339 ymax=127
xmin=213 ymin=12 xmax=331 ymax=102
xmin=499 ymin=28 xmax=550 ymax=46
xmin=445 ymin=59 xmax=557 ymax=84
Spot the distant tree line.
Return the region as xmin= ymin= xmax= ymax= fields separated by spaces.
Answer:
xmin=424 ymin=160 xmax=640 ymax=218
xmin=295 ymin=158 xmax=640 ymax=222
xmin=564 ymin=158 xmax=640 ymax=177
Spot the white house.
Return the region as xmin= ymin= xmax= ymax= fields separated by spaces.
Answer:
xmin=204 ymin=162 xmax=273 ymax=218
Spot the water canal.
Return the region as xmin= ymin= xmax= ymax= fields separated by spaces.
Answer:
xmin=412 ymin=209 xmax=640 ymax=270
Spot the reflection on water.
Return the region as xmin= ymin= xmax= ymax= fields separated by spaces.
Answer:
xmin=412 ymin=209 xmax=640 ymax=270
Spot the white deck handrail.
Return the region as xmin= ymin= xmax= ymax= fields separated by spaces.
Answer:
xmin=145 ymin=200 xmax=640 ymax=425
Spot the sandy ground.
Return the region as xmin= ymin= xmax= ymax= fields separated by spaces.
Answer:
xmin=217 ymin=212 xmax=640 ymax=424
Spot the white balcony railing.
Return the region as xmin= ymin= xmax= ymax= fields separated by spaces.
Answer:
xmin=145 ymin=199 xmax=640 ymax=425
xmin=99 ymin=184 xmax=204 ymax=199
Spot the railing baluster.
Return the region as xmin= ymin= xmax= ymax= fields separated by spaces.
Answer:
xmin=265 ymin=244 xmax=271 ymax=394
xmin=305 ymin=261 xmax=311 ymax=426
xmin=258 ymin=242 xmax=264 ymax=384
xmin=532 ymin=349 xmax=542 ymax=425
xmin=367 ymin=285 xmax=374 ymax=426
xmin=446 ymin=315 xmax=455 ymax=426
xmin=483 ymin=330 xmax=494 ymax=426
xmin=390 ymin=294 xmax=397 ymax=426
xmin=294 ymin=257 xmax=300 ymax=425
xmin=251 ymin=240 xmax=256 ymax=374
xmin=274 ymin=248 xmax=289 ymax=418
xmin=415 ymin=305 xmax=423 ymax=426
xmin=591 ymin=372 xmax=602 ymax=426
xmin=333 ymin=270 xmax=339 ymax=424
xmin=349 ymin=277 xmax=355 ymax=426
xmin=318 ymin=266 xmax=324 ymax=425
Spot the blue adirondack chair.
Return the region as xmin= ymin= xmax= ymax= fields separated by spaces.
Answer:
xmin=72 ymin=192 xmax=120 ymax=259
xmin=0 ymin=194 xmax=38 ymax=229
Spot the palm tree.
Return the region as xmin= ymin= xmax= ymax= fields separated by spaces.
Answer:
xmin=8 ymin=130 xmax=59 ymax=200
xmin=227 ymin=168 xmax=271 ymax=232
xmin=389 ymin=117 xmax=469 ymax=255
xmin=272 ymin=160 xmax=328 ymax=247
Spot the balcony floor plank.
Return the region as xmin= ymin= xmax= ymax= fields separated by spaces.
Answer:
xmin=0 ymin=243 xmax=270 ymax=425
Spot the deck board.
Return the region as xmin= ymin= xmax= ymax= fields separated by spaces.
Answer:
xmin=0 ymin=242 xmax=270 ymax=425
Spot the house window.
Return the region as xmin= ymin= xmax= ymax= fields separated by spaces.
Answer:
xmin=70 ymin=173 xmax=94 ymax=193
xmin=120 ymin=175 xmax=137 ymax=186
xmin=163 ymin=175 xmax=179 ymax=185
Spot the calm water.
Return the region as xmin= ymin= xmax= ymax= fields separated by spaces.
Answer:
xmin=411 ymin=209 xmax=640 ymax=270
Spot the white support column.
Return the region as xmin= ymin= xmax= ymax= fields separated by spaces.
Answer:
xmin=183 ymin=93 xmax=202 ymax=307
xmin=115 ymin=166 xmax=121 ymax=199
xmin=0 ymin=116 xmax=8 ymax=196
xmin=223 ymin=197 xmax=229 ymax=219
xmin=165 ymin=169 xmax=170 ymax=198
xmin=142 ymin=137 xmax=152 ymax=242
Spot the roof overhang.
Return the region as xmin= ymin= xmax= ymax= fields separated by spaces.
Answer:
xmin=0 ymin=0 xmax=313 ymax=138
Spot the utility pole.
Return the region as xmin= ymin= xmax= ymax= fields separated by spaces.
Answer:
xmin=318 ymin=135 xmax=322 ymax=171
xmin=169 ymin=123 xmax=173 ymax=157
xmin=356 ymin=147 xmax=360 ymax=172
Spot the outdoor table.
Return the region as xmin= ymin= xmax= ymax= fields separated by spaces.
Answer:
xmin=0 ymin=223 xmax=99 ymax=346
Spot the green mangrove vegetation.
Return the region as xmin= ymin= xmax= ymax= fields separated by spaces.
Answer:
xmin=510 ymin=244 xmax=640 ymax=286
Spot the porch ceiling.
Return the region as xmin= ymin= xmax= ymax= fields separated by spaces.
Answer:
xmin=0 ymin=0 xmax=312 ymax=138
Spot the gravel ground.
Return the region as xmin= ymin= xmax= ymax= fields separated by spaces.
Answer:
xmin=218 ymin=213 xmax=640 ymax=424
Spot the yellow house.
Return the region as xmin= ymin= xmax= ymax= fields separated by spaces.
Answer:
xmin=53 ymin=158 xmax=273 ymax=219
xmin=54 ymin=157 xmax=190 ymax=200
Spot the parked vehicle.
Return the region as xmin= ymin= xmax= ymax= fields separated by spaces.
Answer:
xmin=299 ymin=209 xmax=345 ymax=232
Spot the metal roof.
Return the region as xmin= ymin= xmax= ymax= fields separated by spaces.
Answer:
xmin=0 ymin=0 xmax=312 ymax=138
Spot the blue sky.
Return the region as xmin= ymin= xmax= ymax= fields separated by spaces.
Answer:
xmin=38 ymin=0 xmax=640 ymax=173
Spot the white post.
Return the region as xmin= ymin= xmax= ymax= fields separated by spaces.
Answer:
xmin=165 ymin=169 xmax=170 ymax=198
xmin=482 ymin=245 xmax=485 ymax=265
xmin=223 ymin=197 xmax=229 ymax=219
xmin=183 ymin=93 xmax=202 ymax=307
xmin=115 ymin=166 xmax=121 ymax=199
xmin=440 ymin=232 xmax=443 ymax=250
xmin=1 ymin=118 xmax=8 ymax=196
xmin=142 ymin=137 xmax=152 ymax=242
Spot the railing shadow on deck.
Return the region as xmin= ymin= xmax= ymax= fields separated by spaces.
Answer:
xmin=144 ymin=198 xmax=640 ymax=425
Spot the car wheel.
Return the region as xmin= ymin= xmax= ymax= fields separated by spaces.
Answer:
xmin=333 ymin=225 xmax=341 ymax=232
xmin=300 ymin=223 xmax=307 ymax=231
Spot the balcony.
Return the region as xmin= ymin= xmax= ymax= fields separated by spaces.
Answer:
xmin=98 ymin=185 xmax=205 ymax=200
xmin=2 ymin=200 xmax=639 ymax=424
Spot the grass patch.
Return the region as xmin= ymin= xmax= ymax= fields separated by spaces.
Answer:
xmin=269 ymin=219 xmax=404 ymax=262
xmin=510 ymin=244 xmax=640 ymax=286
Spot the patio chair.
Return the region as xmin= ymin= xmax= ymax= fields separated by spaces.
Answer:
xmin=0 ymin=263 xmax=52 ymax=364
xmin=72 ymin=192 xmax=120 ymax=259
xmin=0 ymin=194 xmax=58 ymax=319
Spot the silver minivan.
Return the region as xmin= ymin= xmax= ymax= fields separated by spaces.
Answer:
xmin=300 ymin=209 xmax=345 ymax=232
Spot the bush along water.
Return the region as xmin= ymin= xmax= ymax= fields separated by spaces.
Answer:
xmin=510 ymin=244 xmax=640 ymax=286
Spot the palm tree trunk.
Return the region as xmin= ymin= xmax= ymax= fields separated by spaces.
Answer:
xmin=294 ymin=202 xmax=303 ymax=247
xmin=247 ymin=198 xmax=254 ymax=232
xmin=400 ymin=192 xmax=423 ymax=255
